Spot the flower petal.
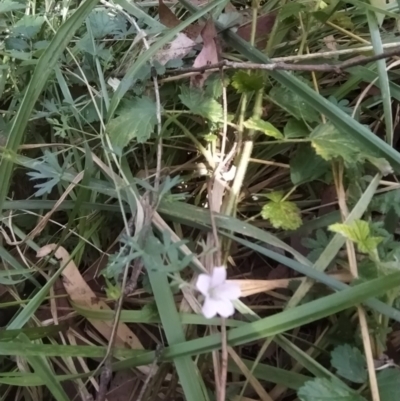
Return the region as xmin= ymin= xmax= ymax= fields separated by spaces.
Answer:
xmin=214 ymin=282 xmax=241 ymax=300
xmin=215 ymin=299 xmax=235 ymax=318
xmin=211 ymin=266 xmax=226 ymax=287
xmin=202 ymin=297 xmax=219 ymax=318
xmin=196 ymin=274 xmax=211 ymax=296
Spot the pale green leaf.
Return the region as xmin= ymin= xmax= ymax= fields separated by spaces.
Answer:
xmin=377 ymin=369 xmax=400 ymax=401
xmin=179 ymin=86 xmax=223 ymax=123
xmin=0 ymin=0 xmax=25 ymax=13
xmin=88 ymin=9 xmax=127 ymax=38
xmin=262 ymin=196 xmax=302 ymax=230
xmin=310 ymin=123 xmax=372 ymax=164
xmin=290 ymin=145 xmax=329 ymax=185
xmin=243 ymin=117 xmax=283 ymax=138
xmin=329 ymin=220 xmax=383 ymax=254
xmin=298 ymin=378 xmax=366 ymax=401
xmin=265 ymin=191 xmax=284 ymax=202
xmin=107 ymin=96 xmax=157 ymax=148
xmin=231 ymin=71 xmax=264 ymax=93
xmin=331 ymin=344 xmax=367 ymax=384
xmin=269 ymin=84 xmax=320 ymax=123
xmin=11 ymin=15 xmax=45 ymax=39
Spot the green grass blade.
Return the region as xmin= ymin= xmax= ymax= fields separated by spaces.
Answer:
xmin=0 ymin=0 xmax=100 ymax=214
xmin=145 ymin=238 xmax=209 ymax=401
xmin=113 ymin=271 xmax=400 ymax=369
xmin=18 ymin=334 xmax=70 ymax=401
xmin=367 ymin=11 xmax=393 ymax=145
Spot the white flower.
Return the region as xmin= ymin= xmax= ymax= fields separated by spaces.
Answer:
xmin=196 ymin=266 xmax=241 ymax=319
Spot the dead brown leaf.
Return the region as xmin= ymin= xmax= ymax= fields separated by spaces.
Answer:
xmin=191 ymin=18 xmax=220 ymax=87
xmin=37 ymin=244 xmax=143 ymax=350
xmin=237 ymin=13 xmax=276 ymax=48
xmin=158 ymin=0 xmax=202 ymax=40
xmin=158 ymin=0 xmax=181 ymax=28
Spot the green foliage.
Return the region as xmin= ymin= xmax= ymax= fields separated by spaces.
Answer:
xmin=302 ymin=229 xmax=332 ymax=262
xmin=0 ymin=0 xmax=25 ymax=13
xmin=377 ymin=368 xmax=400 ymax=401
xmin=179 ymin=86 xmax=223 ymax=123
xmin=231 ymin=71 xmax=264 ymax=93
xmin=298 ymin=378 xmax=366 ymax=401
xmin=106 ymin=96 xmax=158 ymax=149
xmin=329 ymin=219 xmax=383 ymax=255
xmin=11 ymin=15 xmax=45 ymax=39
xmin=87 ymin=9 xmax=127 ymax=38
xmin=330 ymin=344 xmax=367 ymax=384
xmin=284 ymin=118 xmax=310 ymax=138
xmin=269 ymin=84 xmax=320 ymax=123
xmin=310 ymin=123 xmax=373 ymax=164
xmin=261 ymin=191 xmax=302 ymax=230
xmin=290 ymin=145 xmax=329 ymax=185
xmin=371 ymin=190 xmax=400 ymax=216
xmin=243 ymin=117 xmax=283 ymax=138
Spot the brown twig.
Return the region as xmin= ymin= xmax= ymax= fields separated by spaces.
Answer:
xmin=166 ymin=46 xmax=400 ymax=75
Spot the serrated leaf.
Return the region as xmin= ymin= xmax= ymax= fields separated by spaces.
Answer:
xmin=298 ymin=378 xmax=367 ymax=401
xmin=310 ymin=123 xmax=372 ymax=164
xmin=265 ymin=191 xmax=284 ymax=202
xmin=88 ymin=9 xmax=127 ymax=38
xmin=269 ymin=84 xmax=320 ymax=123
xmin=179 ymin=86 xmax=223 ymax=123
xmin=377 ymin=368 xmax=400 ymax=401
xmin=329 ymin=220 xmax=383 ymax=254
xmin=261 ymin=196 xmax=302 ymax=230
xmin=243 ymin=117 xmax=283 ymax=138
xmin=231 ymin=71 xmax=264 ymax=93
xmin=290 ymin=144 xmax=329 ymax=185
xmin=11 ymin=15 xmax=44 ymax=39
xmin=371 ymin=190 xmax=400 ymax=217
xmin=284 ymin=118 xmax=309 ymax=138
xmin=107 ymin=96 xmax=157 ymax=148
xmin=0 ymin=0 xmax=25 ymax=13
xmin=331 ymin=344 xmax=367 ymax=384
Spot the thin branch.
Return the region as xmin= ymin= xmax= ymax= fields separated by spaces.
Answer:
xmin=166 ymin=46 xmax=400 ymax=75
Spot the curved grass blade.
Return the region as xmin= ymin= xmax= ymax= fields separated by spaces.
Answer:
xmin=367 ymin=11 xmax=393 ymax=145
xmin=0 ymin=0 xmax=100 ymax=214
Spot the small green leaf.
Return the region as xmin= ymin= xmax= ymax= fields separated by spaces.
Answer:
xmin=231 ymin=71 xmax=264 ymax=93
xmin=243 ymin=117 xmax=283 ymax=138
xmin=329 ymin=220 xmax=383 ymax=254
xmin=290 ymin=145 xmax=329 ymax=185
xmin=269 ymin=84 xmax=320 ymax=123
xmin=331 ymin=344 xmax=367 ymax=384
xmin=298 ymin=378 xmax=366 ymax=401
xmin=310 ymin=123 xmax=372 ymax=164
xmin=265 ymin=191 xmax=284 ymax=202
xmin=262 ymin=193 xmax=302 ymax=230
xmin=107 ymin=96 xmax=158 ymax=148
xmin=179 ymin=86 xmax=223 ymax=123
xmin=377 ymin=368 xmax=400 ymax=401
xmin=284 ymin=118 xmax=309 ymax=138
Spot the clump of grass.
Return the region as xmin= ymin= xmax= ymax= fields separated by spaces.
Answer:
xmin=0 ymin=1 xmax=400 ymax=401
